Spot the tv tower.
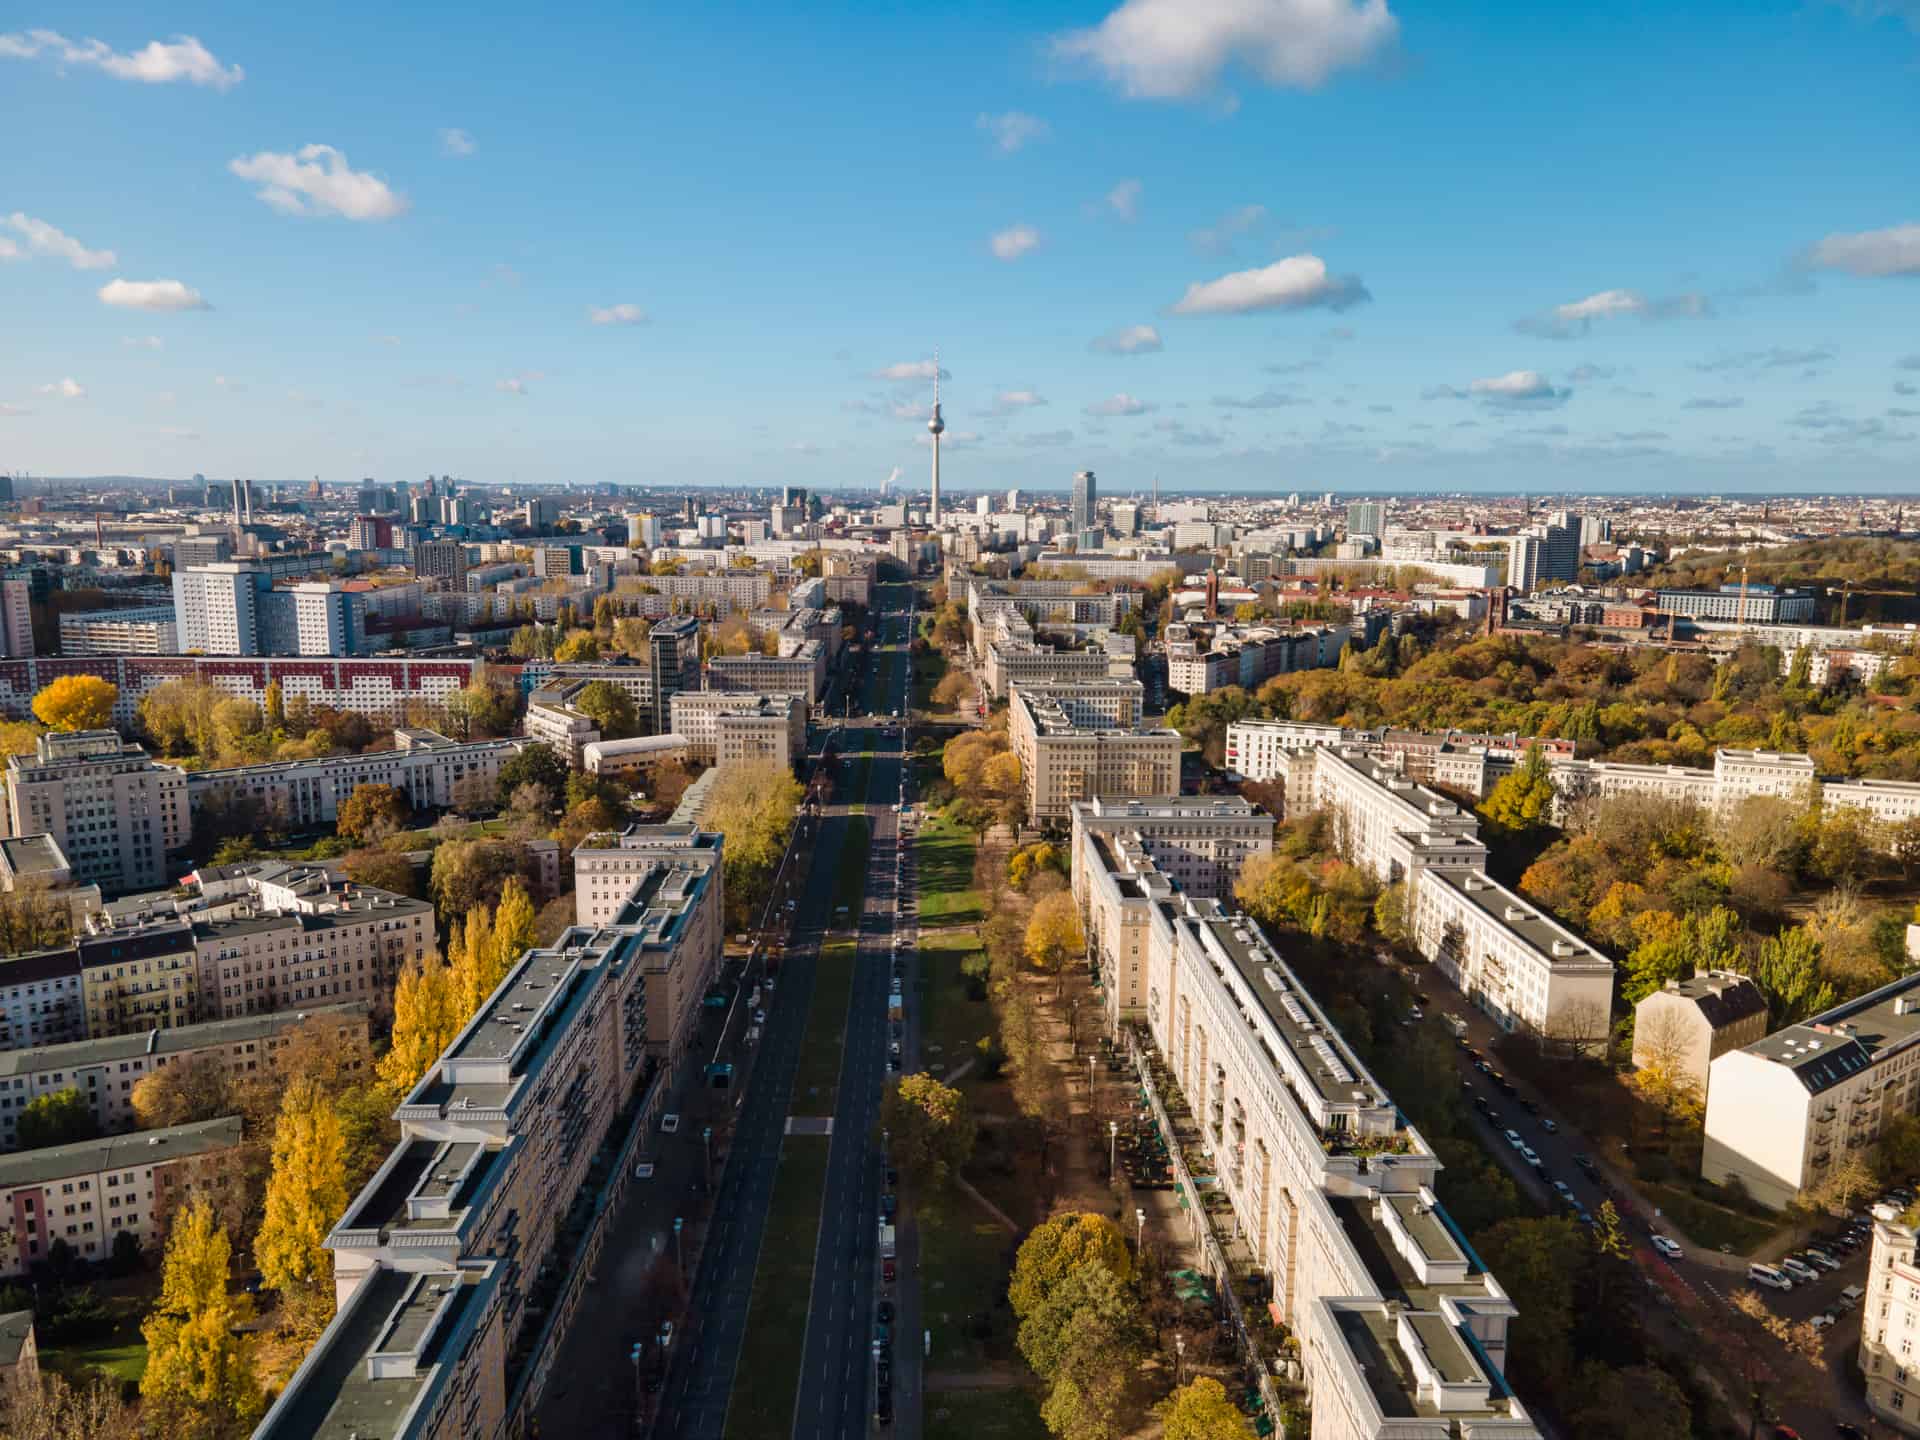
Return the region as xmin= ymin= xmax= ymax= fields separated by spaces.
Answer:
xmin=927 ymin=350 xmax=944 ymax=529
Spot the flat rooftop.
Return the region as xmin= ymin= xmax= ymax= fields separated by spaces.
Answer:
xmin=0 ymin=834 xmax=66 ymax=877
xmin=0 ymin=1002 xmax=365 ymax=1080
xmin=1743 ymin=971 xmax=1920 ymax=1092
xmin=1424 ymin=868 xmax=1613 ymax=974
xmin=1330 ymin=1306 xmax=1510 ymax=1422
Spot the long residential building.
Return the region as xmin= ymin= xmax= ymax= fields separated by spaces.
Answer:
xmin=182 ymin=728 xmax=528 ymax=830
xmin=1009 ymin=679 xmax=1181 ymax=825
xmin=1288 ymin=746 xmax=1615 ymax=1050
xmin=704 ymin=639 xmax=828 ymax=706
xmin=0 ymin=655 xmax=484 ymax=730
xmin=668 ymin=690 xmax=806 ymax=765
xmin=1139 ymin=893 xmax=1542 ymax=1438
xmin=1703 ymin=973 xmax=1920 ymax=1210
xmin=0 ymin=1116 xmax=245 ymax=1277
xmin=3 ymin=730 xmax=187 ymax=895
xmin=57 ymin=605 xmax=178 ymax=655
xmin=252 ymin=830 xmax=723 ymax=1440
xmin=0 ymin=1003 xmax=368 ymax=1151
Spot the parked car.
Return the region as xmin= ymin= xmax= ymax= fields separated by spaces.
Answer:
xmin=1651 ymin=1235 xmax=1683 ymax=1259
xmin=1504 ymin=1129 xmax=1525 ymax=1149
xmin=1540 ymin=1118 xmax=1559 ymax=1135
xmin=661 ymin=1113 xmax=680 ymax=1134
xmin=1803 ymin=1249 xmax=1841 ymax=1272
xmin=1747 ymin=1263 xmax=1793 ymax=1292
xmin=878 ymin=1300 xmax=895 ymax=1323
xmin=1552 ymin=1180 xmax=1575 ymax=1201
xmin=1778 ymin=1256 xmax=1819 ymax=1284
xmin=1573 ymin=1153 xmax=1598 ymax=1174
xmin=1520 ymin=1146 xmax=1542 ymax=1168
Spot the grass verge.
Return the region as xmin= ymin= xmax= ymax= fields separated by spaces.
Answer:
xmin=919 ymin=929 xmax=992 ymax=1079
xmin=917 ymin=813 xmax=982 ymax=924
xmin=722 ymin=1136 xmax=834 ymax=1440
xmin=791 ymin=938 xmax=858 ymax=1113
xmin=923 ymin=1384 xmax=1050 ymax=1440
xmin=918 ymin=1192 xmax=1019 ymax=1372
xmin=1642 ymin=1182 xmax=1777 ymax=1256
xmin=833 ymin=816 xmax=872 ymax=920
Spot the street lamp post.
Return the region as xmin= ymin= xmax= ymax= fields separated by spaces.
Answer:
xmin=1136 ymin=1206 xmax=1146 ymax=1254
xmin=703 ymin=1125 xmax=713 ymax=1186
xmin=673 ymin=1216 xmax=684 ymax=1273
xmin=1108 ymin=1119 xmax=1118 ymax=1180
xmin=1174 ymin=1332 xmax=1185 ymax=1388
xmin=630 ymin=1341 xmax=643 ymax=1425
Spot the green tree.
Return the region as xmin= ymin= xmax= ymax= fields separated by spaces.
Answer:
xmin=573 ymin=680 xmax=638 ymax=740
xmin=1473 ymin=1217 xmax=1588 ymax=1392
xmin=496 ymin=742 xmax=568 ymax=807
xmin=139 ymin=1199 xmax=263 ymax=1437
xmin=336 ymin=783 xmax=410 ymax=843
xmin=254 ymin=1079 xmax=349 ymax=1326
xmin=879 ymin=1073 xmax=974 ymax=1186
xmin=16 ymin=1088 xmax=97 ymax=1149
xmin=1754 ymin=926 xmax=1835 ymax=1026
xmin=1156 ymin=1377 xmax=1256 ymax=1440
xmin=1009 ymin=1212 xmax=1133 ymax=1323
xmin=1478 ymin=746 xmax=1556 ymax=837
xmin=1570 ymin=1364 xmax=1691 ymax=1440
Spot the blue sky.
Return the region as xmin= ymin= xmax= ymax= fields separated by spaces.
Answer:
xmin=3 ymin=0 xmax=1918 ymax=493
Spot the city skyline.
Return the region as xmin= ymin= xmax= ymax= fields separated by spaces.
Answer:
xmin=4 ymin=1 xmax=1919 ymax=492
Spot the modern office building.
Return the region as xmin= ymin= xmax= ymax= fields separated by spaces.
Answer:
xmin=411 ymin=539 xmax=470 ymax=591
xmin=705 ymin=640 xmax=827 ymax=707
xmin=57 ymin=605 xmax=179 ymax=656
xmin=1703 ymin=973 xmax=1920 ymax=1209
xmin=1345 ymin=501 xmax=1385 ymax=538
xmin=252 ymin=833 xmax=723 ymax=1440
xmin=0 ymin=1117 xmax=245 ymax=1278
xmin=0 ymin=1004 xmax=368 ymax=1151
xmin=1008 ymin=680 xmax=1181 ymax=825
xmin=1071 ymin=470 xmax=1098 ymax=536
xmin=648 ymin=615 xmax=701 ymax=733
xmin=4 ymin=731 xmax=188 ymax=895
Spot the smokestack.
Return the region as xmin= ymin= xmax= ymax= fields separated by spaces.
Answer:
xmin=243 ymin=478 xmax=254 ymax=526
xmin=232 ymin=479 xmax=242 ymax=531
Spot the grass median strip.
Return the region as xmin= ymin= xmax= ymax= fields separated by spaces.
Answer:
xmin=722 ymin=1134 xmax=834 ymax=1440
xmin=916 ymin=813 xmax=982 ymax=924
xmin=791 ymin=937 xmax=858 ymax=1112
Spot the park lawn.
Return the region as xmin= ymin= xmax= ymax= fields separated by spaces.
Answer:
xmin=917 ymin=1193 xmax=1018 ymax=1372
xmin=923 ymin=1383 xmax=1050 ymax=1440
xmin=916 ymin=814 xmax=982 ymax=924
xmin=911 ymin=648 xmax=950 ymax=713
xmin=791 ymin=937 xmax=858 ymax=1114
xmin=833 ymin=817 xmax=872 ymax=919
xmin=723 ymin=1136 xmax=834 ymax=1440
xmin=918 ymin=930 xmax=992 ymax=1081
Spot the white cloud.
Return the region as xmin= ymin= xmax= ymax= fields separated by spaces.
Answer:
xmin=1105 ymin=179 xmax=1144 ymax=221
xmin=0 ymin=30 xmax=242 ymax=89
xmin=1188 ymin=203 xmax=1266 ymax=255
xmin=789 ymin=440 xmax=822 ymax=456
xmin=35 ymin=377 xmax=85 ymax=399
xmin=976 ymin=111 xmax=1049 ymax=153
xmin=439 ymin=128 xmax=476 ymax=157
xmin=1086 ymin=392 xmax=1154 ymax=416
xmin=4 ymin=213 xmax=115 ymax=269
xmin=990 ymin=224 xmax=1041 ymax=261
xmin=0 ymin=404 xmax=31 ymax=418
xmin=98 ymin=278 xmax=209 ymax=311
xmin=1516 ymin=287 xmax=1711 ymax=338
xmin=588 ymin=303 xmax=648 ymax=326
xmin=1808 ymin=222 xmax=1920 ymax=277
xmin=496 ymin=375 xmax=535 ymax=395
xmin=991 ymin=389 xmax=1048 ymax=415
xmin=1467 ymin=370 xmax=1571 ymax=406
xmin=122 ymin=335 xmax=163 ymax=349
xmin=1053 ymin=0 xmax=1398 ymax=100
xmin=1089 ymin=324 xmax=1163 ymax=355
xmin=0 ymin=238 xmax=17 ymax=261
xmin=872 ymin=360 xmax=949 ymax=382
xmin=228 ymin=144 xmax=408 ymax=220
xmin=1170 ymin=254 xmax=1369 ymax=314
xmin=1213 ymin=388 xmax=1301 ymax=409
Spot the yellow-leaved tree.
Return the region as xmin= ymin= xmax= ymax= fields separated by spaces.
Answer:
xmin=140 ymin=1198 xmax=263 ymax=1438
xmin=490 ymin=876 xmax=536 ymax=978
xmin=377 ymin=954 xmax=460 ymax=1096
xmin=1024 ymin=891 xmax=1085 ymax=977
xmin=254 ymin=1078 xmax=349 ymax=1332
xmin=1008 ymin=1211 xmax=1134 ymax=1323
xmin=31 ymin=675 xmax=118 ymax=733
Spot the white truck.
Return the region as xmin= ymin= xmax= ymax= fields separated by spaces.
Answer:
xmin=879 ymin=1222 xmax=896 ymax=1260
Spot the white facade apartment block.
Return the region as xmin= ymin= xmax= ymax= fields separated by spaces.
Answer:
xmin=985 ymin=641 xmax=1111 ymax=699
xmin=0 ymin=1117 xmax=244 ymax=1278
xmin=1224 ymin=720 xmax=1351 ymax=781
xmin=4 ymin=732 xmax=187 ymax=895
xmin=1009 ymin=683 xmax=1180 ymax=825
xmin=704 ymin=641 xmax=827 ymax=705
xmin=182 ymin=730 xmax=526 ymax=830
xmin=668 ymin=690 xmax=805 ymax=764
xmin=525 ymin=700 xmax=600 ymax=767
xmin=1142 ymin=900 xmax=1539 ymax=1439
xmin=58 ymin=607 xmax=179 ymax=656
xmin=1298 ymin=748 xmax=1485 ymax=884
xmin=171 ymin=564 xmax=261 ymax=654
xmin=1861 ymin=1203 xmax=1920 ymax=1436
xmin=1069 ymin=796 xmax=1274 ymax=902
xmin=1704 ymin=974 xmax=1920 ymax=1210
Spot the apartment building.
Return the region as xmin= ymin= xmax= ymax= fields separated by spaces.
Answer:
xmin=1703 ymin=974 xmax=1920 ymax=1210
xmin=669 ymin=690 xmax=806 ymax=765
xmin=641 ymin=568 xmax=774 ymax=610
xmin=0 ymin=950 xmax=86 ymax=1053
xmin=57 ymin=606 xmax=178 ymax=656
xmin=1224 ymin=720 xmax=1350 ymax=781
xmin=1141 ymin=897 xmax=1541 ymax=1439
xmin=0 ymin=1004 xmax=368 ymax=1151
xmin=254 ymin=837 xmax=723 ymax=1440
xmin=0 ymin=656 xmax=483 ymax=731
xmin=1631 ymin=971 xmax=1769 ymax=1103
xmin=1070 ymin=797 xmax=1274 ymax=903
xmin=985 ymin=636 xmax=1113 ymax=699
xmin=965 ymin=578 xmax=1141 ymax=660
xmin=182 ymin=729 xmax=527 ymax=831
xmin=1861 ymin=1201 xmax=1920 ymax=1435
xmin=524 ymin=686 xmax=601 ymax=768
xmin=76 ymin=923 xmax=200 ymax=1037
xmin=1655 ymin=584 xmax=1816 ymax=623
xmin=1291 ymin=747 xmax=1487 ymax=884
xmin=188 ymin=870 xmax=435 ymax=1021
xmin=570 ymin=827 xmax=724 ymax=1065
xmin=1164 ymin=621 xmax=1356 ymax=699
xmin=705 ymin=640 xmax=827 ymax=706
xmin=1008 ymin=681 xmax=1180 ymax=825
xmin=0 ymin=1116 xmax=244 ymax=1277
xmin=4 ymin=731 xmax=187 ymax=895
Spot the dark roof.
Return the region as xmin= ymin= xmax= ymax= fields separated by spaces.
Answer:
xmin=1652 ymin=970 xmax=1768 ymax=1030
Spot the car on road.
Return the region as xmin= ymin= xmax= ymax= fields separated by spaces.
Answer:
xmin=1552 ymin=1180 xmax=1575 ymax=1201
xmin=878 ymin=1300 xmax=894 ymax=1323
xmin=1836 ymin=1424 xmax=1870 ymax=1439
xmin=633 ymin=1162 xmax=655 ymax=1180
xmin=1747 ymin=1262 xmax=1794 ymax=1291
xmin=883 ymin=1257 xmax=897 ymax=1283
xmin=880 ymin=1194 xmax=896 ymax=1218
xmin=885 ymin=1167 xmax=898 ymax=1188
xmin=1573 ymin=1153 xmax=1598 ymax=1175
xmin=1651 ymin=1234 xmax=1683 ymax=1260
xmin=661 ymin=1114 xmax=680 ymax=1134
xmin=1802 ymin=1248 xmax=1841 ymax=1272
xmin=658 ymin=1321 xmax=674 ymax=1347
xmin=1519 ymin=1145 xmax=1542 ymax=1168
xmin=1504 ymin=1129 xmax=1524 ymax=1149
xmin=1540 ymin=1118 xmax=1559 ymax=1135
